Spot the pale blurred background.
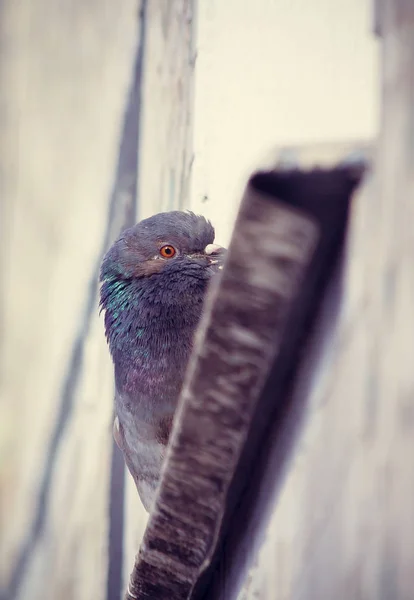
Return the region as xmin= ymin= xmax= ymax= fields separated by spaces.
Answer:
xmin=0 ymin=1 xmax=379 ymax=599
xmin=190 ymin=0 xmax=379 ymax=245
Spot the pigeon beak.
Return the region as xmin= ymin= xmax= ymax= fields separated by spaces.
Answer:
xmin=204 ymin=243 xmax=226 ymax=269
xmin=186 ymin=244 xmax=226 ymax=270
xmin=204 ymin=243 xmax=223 ymax=255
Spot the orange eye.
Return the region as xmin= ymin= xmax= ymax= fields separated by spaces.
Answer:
xmin=159 ymin=245 xmax=176 ymax=258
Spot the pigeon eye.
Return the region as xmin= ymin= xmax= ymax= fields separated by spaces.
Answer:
xmin=159 ymin=245 xmax=176 ymax=258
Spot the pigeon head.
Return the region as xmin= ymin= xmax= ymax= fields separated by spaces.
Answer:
xmin=99 ymin=211 xmax=225 ymax=354
xmin=100 ymin=211 xmax=223 ymax=283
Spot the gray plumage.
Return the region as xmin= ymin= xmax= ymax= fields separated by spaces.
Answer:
xmin=100 ymin=211 xmax=225 ymax=511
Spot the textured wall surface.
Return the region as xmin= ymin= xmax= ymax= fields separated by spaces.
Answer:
xmin=0 ymin=1 xmax=196 ymax=599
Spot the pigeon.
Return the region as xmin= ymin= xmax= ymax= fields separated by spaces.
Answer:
xmin=99 ymin=211 xmax=225 ymax=511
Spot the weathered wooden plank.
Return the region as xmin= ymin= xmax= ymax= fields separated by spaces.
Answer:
xmin=194 ymin=157 xmax=368 ymax=600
